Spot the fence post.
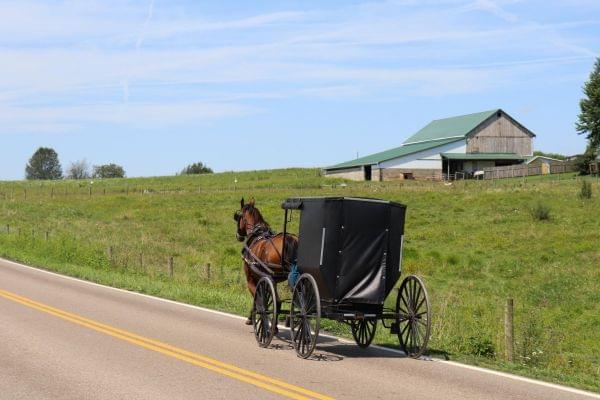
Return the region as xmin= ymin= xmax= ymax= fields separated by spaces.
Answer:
xmin=89 ymin=187 xmax=92 ymax=197
xmin=169 ymin=257 xmax=174 ymax=278
xmin=139 ymin=252 xmax=144 ymax=271
xmin=51 ymin=187 xmax=54 ymax=199
xmin=108 ymin=246 xmax=114 ymax=265
xmin=24 ymin=189 xmax=27 ymax=200
xmin=505 ymin=298 xmax=515 ymax=363
xmin=6 ymin=224 xmax=9 ymax=234
xmin=45 ymin=231 xmax=49 ymax=241
xmin=206 ymin=263 xmax=211 ymax=281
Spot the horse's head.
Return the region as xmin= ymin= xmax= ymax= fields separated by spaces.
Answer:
xmin=234 ymin=197 xmax=265 ymax=242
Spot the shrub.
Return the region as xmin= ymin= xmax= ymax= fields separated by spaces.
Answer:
xmin=579 ymin=180 xmax=592 ymax=199
xmin=181 ymin=162 xmax=213 ymax=175
xmin=93 ymin=164 xmax=125 ymax=179
xmin=466 ymin=336 xmax=495 ymax=358
xmin=530 ymin=202 xmax=551 ymax=221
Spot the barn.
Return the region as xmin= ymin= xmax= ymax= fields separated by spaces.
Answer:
xmin=324 ymin=109 xmax=536 ymax=181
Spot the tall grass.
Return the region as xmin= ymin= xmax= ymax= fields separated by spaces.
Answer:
xmin=0 ymin=169 xmax=598 ymax=391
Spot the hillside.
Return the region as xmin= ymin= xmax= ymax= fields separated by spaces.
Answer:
xmin=0 ymin=169 xmax=598 ymax=391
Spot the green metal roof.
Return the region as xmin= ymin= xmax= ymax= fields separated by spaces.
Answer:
xmin=403 ymin=109 xmax=499 ymax=144
xmin=326 ymin=138 xmax=462 ymax=170
xmin=441 ymin=152 xmax=526 ymax=160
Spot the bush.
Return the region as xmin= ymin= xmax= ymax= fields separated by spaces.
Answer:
xmin=530 ymin=202 xmax=551 ymax=221
xmin=181 ymin=162 xmax=213 ymax=175
xmin=93 ymin=164 xmax=125 ymax=179
xmin=579 ymin=180 xmax=592 ymax=199
xmin=466 ymin=336 xmax=495 ymax=358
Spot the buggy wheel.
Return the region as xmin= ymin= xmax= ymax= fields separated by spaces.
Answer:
xmin=351 ymin=319 xmax=377 ymax=348
xmin=252 ymin=277 xmax=278 ymax=348
xmin=290 ymin=274 xmax=320 ymax=359
xmin=396 ymin=275 xmax=431 ymax=358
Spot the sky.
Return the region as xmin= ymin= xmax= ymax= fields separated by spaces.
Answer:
xmin=1 ymin=0 xmax=599 ymax=180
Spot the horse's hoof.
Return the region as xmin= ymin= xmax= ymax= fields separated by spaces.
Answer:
xmin=245 ymin=318 xmax=252 ymax=325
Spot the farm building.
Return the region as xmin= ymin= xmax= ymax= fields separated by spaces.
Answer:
xmin=324 ymin=109 xmax=536 ymax=180
xmin=525 ymin=155 xmax=565 ymax=175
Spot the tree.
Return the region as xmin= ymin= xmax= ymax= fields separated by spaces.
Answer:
xmin=577 ymin=58 xmax=600 ymax=149
xmin=66 ymin=159 xmax=90 ymax=180
xmin=574 ymin=145 xmax=598 ymax=175
xmin=25 ymin=147 xmax=63 ymax=180
xmin=181 ymin=162 xmax=213 ymax=175
xmin=93 ymin=163 xmax=125 ymax=179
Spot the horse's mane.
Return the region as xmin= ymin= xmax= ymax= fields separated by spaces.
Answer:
xmin=244 ymin=205 xmax=269 ymax=228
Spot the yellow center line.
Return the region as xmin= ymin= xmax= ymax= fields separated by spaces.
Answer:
xmin=0 ymin=289 xmax=334 ymax=400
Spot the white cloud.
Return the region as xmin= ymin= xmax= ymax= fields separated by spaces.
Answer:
xmin=0 ymin=102 xmax=259 ymax=134
xmin=0 ymin=0 xmax=597 ymax=134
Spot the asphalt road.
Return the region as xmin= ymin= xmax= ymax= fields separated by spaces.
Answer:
xmin=0 ymin=258 xmax=598 ymax=400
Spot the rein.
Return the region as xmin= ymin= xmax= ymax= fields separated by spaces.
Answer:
xmin=241 ymin=224 xmax=290 ymax=279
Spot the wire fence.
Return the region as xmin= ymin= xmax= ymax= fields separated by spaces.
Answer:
xmin=0 ymin=223 xmax=248 ymax=287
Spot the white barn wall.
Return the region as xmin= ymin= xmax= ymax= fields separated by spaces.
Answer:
xmin=379 ymin=140 xmax=466 ymax=169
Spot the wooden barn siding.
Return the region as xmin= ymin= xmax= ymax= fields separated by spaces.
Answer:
xmin=483 ymin=162 xmax=575 ymax=179
xmin=467 ymin=114 xmax=532 ymax=155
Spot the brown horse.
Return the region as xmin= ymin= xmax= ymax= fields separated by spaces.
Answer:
xmin=234 ymin=198 xmax=298 ymax=324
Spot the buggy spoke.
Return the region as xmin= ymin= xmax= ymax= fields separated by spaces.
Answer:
xmin=396 ymin=276 xmax=431 ymax=358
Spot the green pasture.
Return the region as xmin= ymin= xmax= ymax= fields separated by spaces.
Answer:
xmin=0 ymin=169 xmax=598 ymax=391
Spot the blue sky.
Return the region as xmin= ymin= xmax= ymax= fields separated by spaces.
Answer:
xmin=1 ymin=0 xmax=599 ymax=179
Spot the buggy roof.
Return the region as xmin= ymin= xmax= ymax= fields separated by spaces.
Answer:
xmin=282 ymin=196 xmax=405 ymax=210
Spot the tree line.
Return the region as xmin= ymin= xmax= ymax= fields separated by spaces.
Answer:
xmin=24 ymin=147 xmax=212 ymax=180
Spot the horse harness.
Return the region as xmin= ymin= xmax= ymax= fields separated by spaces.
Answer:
xmin=241 ymin=224 xmax=287 ymax=278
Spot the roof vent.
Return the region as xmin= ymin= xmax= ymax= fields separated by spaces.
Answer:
xmin=496 ymin=110 xmax=502 ymax=118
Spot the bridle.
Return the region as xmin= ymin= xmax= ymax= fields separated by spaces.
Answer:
xmin=235 ymin=206 xmax=272 ymax=243
xmin=234 ymin=207 xmax=255 ymax=241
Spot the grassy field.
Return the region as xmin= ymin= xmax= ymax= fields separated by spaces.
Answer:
xmin=0 ymin=169 xmax=598 ymax=392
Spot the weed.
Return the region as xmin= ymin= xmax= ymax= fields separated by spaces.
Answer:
xmin=579 ymin=180 xmax=592 ymax=199
xmin=530 ymin=202 xmax=551 ymax=221
xmin=466 ymin=335 xmax=495 ymax=358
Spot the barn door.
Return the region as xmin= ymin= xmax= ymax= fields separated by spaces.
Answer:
xmin=364 ymin=165 xmax=372 ymax=181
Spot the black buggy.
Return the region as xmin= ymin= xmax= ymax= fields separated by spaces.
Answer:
xmin=250 ymin=197 xmax=431 ymax=359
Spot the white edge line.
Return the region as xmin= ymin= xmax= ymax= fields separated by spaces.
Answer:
xmin=2 ymin=257 xmax=599 ymax=399
xmin=0 ymin=257 xmax=246 ymax=321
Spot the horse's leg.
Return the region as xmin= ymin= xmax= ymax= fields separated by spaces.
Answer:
xmin=243 ymin=262 xmax=256 ymax=325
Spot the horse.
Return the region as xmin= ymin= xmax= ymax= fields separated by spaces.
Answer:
xmin=234 ymin=198 xmax=298 ymax=325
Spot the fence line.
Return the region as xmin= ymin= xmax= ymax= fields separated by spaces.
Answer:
xmin=483 ymin=162 xmax=576 ymax=180
xmin=0 ymin=223 xmax=246 ymax=286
